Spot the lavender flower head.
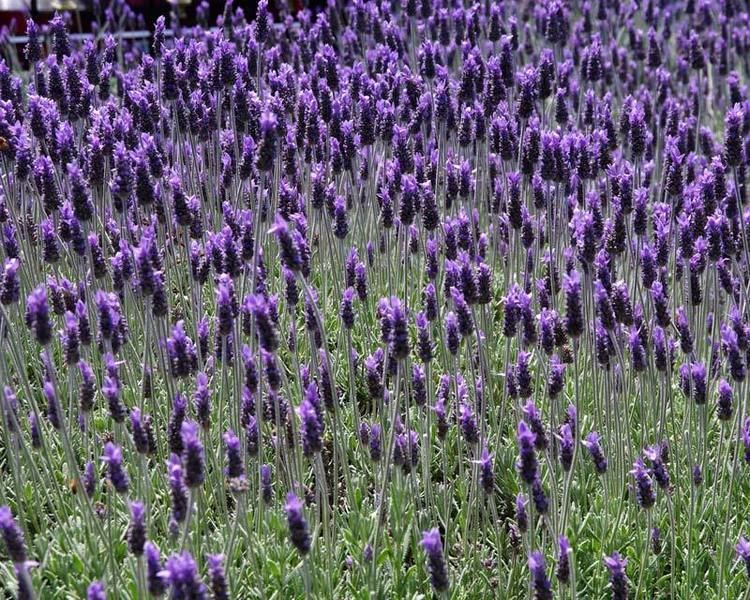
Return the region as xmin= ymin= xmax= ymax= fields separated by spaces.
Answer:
xmin=223 ymin=430 xmax=245 ymax=480
xmin=285 ymin=492 xmax=311 ymax=555
xmin=475 ymin=447 xmax=495 ymax=495
xmin=583 ymin=432 xmax=607 ymax=474
xmin=87 ymin=581 xmax=106 ymax=600
xmin=0 ymin=506 xmax=27 ymax=564
xmin=207 ymin=554 xmax=228 ymax=600
xmin=736 ymin=537 xmax=750 ymax=578
xmin=145 ymin=542 xmax=168 ymax=597
xmin=557 ymin=537 xmax=572 ymax=584
xmin=128 ymin=501 xmax=147 ymax=557
xmin=515 ymin=493 xmax=529 ymax=532
xmin=528 ymin=551 xmax=552 ymax=600
xmin=421 ymin=528 xmax=449 ymax=592
xmin=25 ymin=286 xmax=53 ymax=346
xmin=603 ymin=552 xmax=629 ymax=600
xmin=516 ymin=421 xmax=539 ymax=485
xmin=161 ymin=551 xmax=206 ymax=600
xmin=631 ymin=457 xmax=656 ymax=509
xmin=181 ymin=421 xmax=205 ymax=488
xmin=101 ymin=442 xmax=129 ymax=494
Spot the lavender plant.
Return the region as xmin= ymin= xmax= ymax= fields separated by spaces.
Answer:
xmin=1 ymin=0 xmax=750 ymax=597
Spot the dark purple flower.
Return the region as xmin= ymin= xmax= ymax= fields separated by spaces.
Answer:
xmin=0 ymin=258 xmax=20 ymax=306
xmin=528 ymin=551 xmax=552 ymax=600
xmin=145 ymin=542 xmax=167 ymax=596
xmin=516 ymin=352 xmax=533 ymax=399
xmin=631 ymin=458 xmax=656 ymax=509
xmin=130 ymin=408 xmax=150 ymax=455
xmin=162 ymin=551 xmax=206 ymax=599
xmin=522 ymin=400 xmax=547 ymax=450
xmin=223 ymin=430 xmax=244 ymax=480
xmin=102 ymin=442 xmax=129 ymax=494
xmin=736 ymin=537 xmax=750 ymax=578
xmin=558 ymin=424 xmax=574 ymax=472
xmin=29 ymin=413 xmax=41 ymax=449
xmin=531 ymin=477 xmax=549 ymax=515
xmin=340 ymin=288 xmax=356 ymax=330
xmin=194 ymin=373 xmax=211 ymax=430
xmin=563 ymin=270 xmax=584 ymax=338
xmin=181 ymin=421 xmax=205 ymax=488
xmin=643 ymin=445 xmax=670 ymax=491
xmin=25 ymin=286 xmax=53 ymax=346
xmin=43 ymin=381 xmax=60 ymax=430
xmin=476 ymin=447 xmax=495 ymax=495
xmin=0 ymin=506 xmax=27 ymax=564
xmin=260 ymin=465 xmax=273 ymax=504
xmin=128 ymin=501 xmax=146 ymax=557
xmin=300 ymin=385 xmax=324 ymax=457
xmin=516 ymin=421 xmax=538 ymax=485
xmin=459 ymin=403 xmax=479 ymax=445
xmin=421 ymin=528 xmax=449 ymax=592
xmin=725 ymin=104 xmax=744 ymax=167
xmin=285 ymin=492 xmax=311 ymax=555
xmin=603 ymin=551 xmax=629 ymax=599
xmin=693 ymin=464 xmax=703 ymax=486
xmin=167 ymin=321 xmax=198 ymax=380
xmin=557 ymin=537 xmax=571 ymax=584
xmin=269 ymin=215 xmax=303 ymax=273
xmin=369 ymin=424 xmax=382 ymax=462
xmin=717 ymin=380 xmax=733 ymax=421
xmin=248 ymin=294 xmax=280 ymax=354
xmin=515 ymin=493 xmax=529 ymax=532
xmin=87 ymin=581 xmax=106 ymax=600
xmin=167 ymin=454 xmax=189 ymax=527
xmin=583 ymin=432 xmax=607 ymax=474
xmin=207 ymin=554 xmax=228 ymax=600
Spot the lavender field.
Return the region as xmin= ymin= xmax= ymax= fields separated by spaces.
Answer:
xmin=1 ymin=0 xmax=749 ymax=597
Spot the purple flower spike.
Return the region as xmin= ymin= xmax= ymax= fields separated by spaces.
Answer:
xmin=421 ymin=528 xmax=449 ymax=592
xmin=128 ymin=501 xmax=146 ymax=557
xmin=145 ymin=542 xmax=167 ymax=597
xmin=603 ymin=552 xmax=629 ymax=600
xmin=736 ymin=537 xmax=750 ymax=578
xmin=558 ymin=424 xmax=574 ymax=472
xmin=101 ymin=442 xmax=128 ymax=495
xmin=522 ymin=400 xmax=547 ymax=450
xmin=162 ymin=551 xmax=206 ymax=599
xmin=631 ymin=458 xmax=656 ymax=509
xmin=167 ymin=454 xmax=188 ymax=528
xmin=528 ymin=551 xmax=552 ymax=600
xmin=515 ymin=493 xmax=529 ymax=532
xmin=516 ymin=421 xmax=538 ymax=485
xmin=475 ymin=447 xmax=495 ymax=495
xmin=0 ymin=258 xmax=20 ymax=306
xmin=459 ymin=402 xmax=479 ymax=445
xmin=181 ymin=421 xmax=205 ymax=488
xmin=0 ymin=506 xmax=27 ymax=564
xmin=557 ymin=537 xmax=572 ymax=584
xmin=207 ymin=554 xmax=229 ymax=600
xmin=25 ymin=286 xmax=53 ymax=346
xmin=717 ymin=380 xmax=734 ymax=421
xmin=299 ymin=387 xmax=324 ymax=458
xmin=167 ymin=321 xmax=198 ymax=380
xmin=87 ymin=581 xmax=106 ymax=600
xmin=269 ymin=214 xmax=303 ymax=272
xmin=583 ymin=432 xmax=607 ymax=475
xmin=285 ymin=492 xmax=311 ymax=556
xmin=223 ymin=430 xmax=245 ymax=480
xmin=261 ymin=465 xmax=273 ymax=505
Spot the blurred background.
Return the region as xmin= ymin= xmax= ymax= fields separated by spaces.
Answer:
xmin=0 ymin=0 xmax=324 ymax=33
